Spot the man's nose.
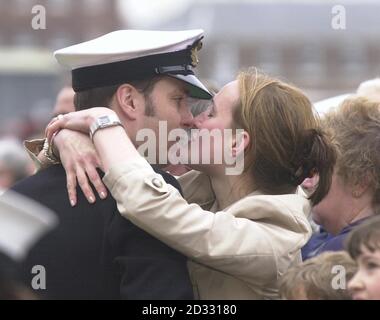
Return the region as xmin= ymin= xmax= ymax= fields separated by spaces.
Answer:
xmin=180 ymin=106 xmax=194 ymax=128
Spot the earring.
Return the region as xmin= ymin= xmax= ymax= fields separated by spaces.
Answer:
xmin=352 ymin=190 xmax=360 ymax=198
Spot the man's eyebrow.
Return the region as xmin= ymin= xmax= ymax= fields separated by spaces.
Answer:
xmin=169 ymin=87 xmax=188 ymax=96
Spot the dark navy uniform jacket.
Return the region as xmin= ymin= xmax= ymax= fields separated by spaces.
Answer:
xmin=9 ymin=165 xmax=193 ymax=300
xmin=0 ymin=252 xmax=20 ymax=299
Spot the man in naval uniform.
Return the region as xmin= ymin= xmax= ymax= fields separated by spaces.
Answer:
xmin=8 ymin=30 xmax=212 ymax=299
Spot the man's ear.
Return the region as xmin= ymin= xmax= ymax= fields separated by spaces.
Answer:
xmin=114 ymin=84 xmax=143 ymax=120
xmin=231 ymin=130 xmax=250 ymax=158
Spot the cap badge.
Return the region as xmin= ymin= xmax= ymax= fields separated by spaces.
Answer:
xmin=190 ymin=40 xmax=203 ymax=67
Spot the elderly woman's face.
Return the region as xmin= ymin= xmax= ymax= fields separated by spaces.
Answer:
xmin=311 ymin=170 xmax=354 ymax=235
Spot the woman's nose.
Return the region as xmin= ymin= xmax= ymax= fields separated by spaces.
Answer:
xmin=193 ymin=112 xmax=208 ymax=128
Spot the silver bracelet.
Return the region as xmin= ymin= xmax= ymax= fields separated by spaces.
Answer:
xmin=43 ymin=131 xmax=61 ymax=165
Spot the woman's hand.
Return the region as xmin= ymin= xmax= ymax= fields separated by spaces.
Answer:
xmin=46 ymin=107 xmax=141 ymax=202
xmin=45 ymin=107 xmax=115 ymax=142
xmin=53 ymin=129 xmax=108 ymax=206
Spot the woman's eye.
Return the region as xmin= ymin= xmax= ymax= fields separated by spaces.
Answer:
xmin=365 ymin=262 xmax=379 ymax=270
xmin=207 ymin=108 xmax=215 ymax=118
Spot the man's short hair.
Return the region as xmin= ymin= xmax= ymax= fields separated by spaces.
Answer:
xmin=73 ymin=76 xmax=163 ymax=116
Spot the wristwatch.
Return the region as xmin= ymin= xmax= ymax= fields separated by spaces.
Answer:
xmin=89 ymin=114 xmax=123 ymax=141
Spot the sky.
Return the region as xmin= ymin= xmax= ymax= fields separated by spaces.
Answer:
xmin=117 ymin=0 xmax=191 ymax=28
xmin=117 ymin=0 xmax=379 ymax=28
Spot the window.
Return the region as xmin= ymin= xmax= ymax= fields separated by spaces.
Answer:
xmin=13 ymin=33 xmax=35 ymax=47
xmin=340 ymin=41 xmax=367 ymax=77
xmin=297 ymin=43 xmax=325 ymax=81
xmin=12 ymin=0 xmax=34 ymax=15
xmin=49 ymin=0 xmax=69 ymax=16
xmin=83 ymin=0 xmax=105 ymax=16
xmin=212 ymin=42 xmax=239 ymax=85
xmin=254 ymin=43 xmax=281 ymax=77
xmin=48 ymin=32 xmax=71 ymax=50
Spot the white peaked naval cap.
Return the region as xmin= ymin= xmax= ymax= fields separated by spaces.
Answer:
xmin=54 ymin=29 xmax=213 ymax=99
xmin=0 ymin=190 xmax=58 ymax=261
xmin=314 ymin=93 xmax=352 ymax=116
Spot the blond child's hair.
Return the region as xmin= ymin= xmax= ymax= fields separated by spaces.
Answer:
xmin=279 ymin=251 xmax=357 ymax=300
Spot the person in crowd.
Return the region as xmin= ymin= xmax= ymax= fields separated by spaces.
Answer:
xmin=0 ymin=138 xmax=33 ymax=189
xmin=52 ymin=86 xmax=75 ymax=117
xmin=279 ymin=251 xmax=357 ymax=300
xmin=346 ymin=215 xmax=380 ymax=300
xmin=302 ymin=97 xmax=380 ymax=260
xmin=12 ymin=29 xmax=213 ymax=299
xmin=45 ymin=68 xmax=336 ymax=299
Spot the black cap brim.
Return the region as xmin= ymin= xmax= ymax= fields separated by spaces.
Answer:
xmin=168 ymin=74 xmax=213 ymax=100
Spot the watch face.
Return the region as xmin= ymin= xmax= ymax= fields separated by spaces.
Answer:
xmin=98 ymin=115 xmax=110 ymax=125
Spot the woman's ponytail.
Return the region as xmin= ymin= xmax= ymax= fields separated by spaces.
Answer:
xmin=296 ymin=129 xmax=336 ymax=205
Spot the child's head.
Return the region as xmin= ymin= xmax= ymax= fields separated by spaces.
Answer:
xmin=279 ymin=251 xmax=357 ymax=300
xmin=346 ymin=215 xmax=380 ymax=300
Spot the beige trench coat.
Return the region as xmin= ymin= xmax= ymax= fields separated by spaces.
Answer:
xmin=103 ymin=157 xmax=312 ymax=299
